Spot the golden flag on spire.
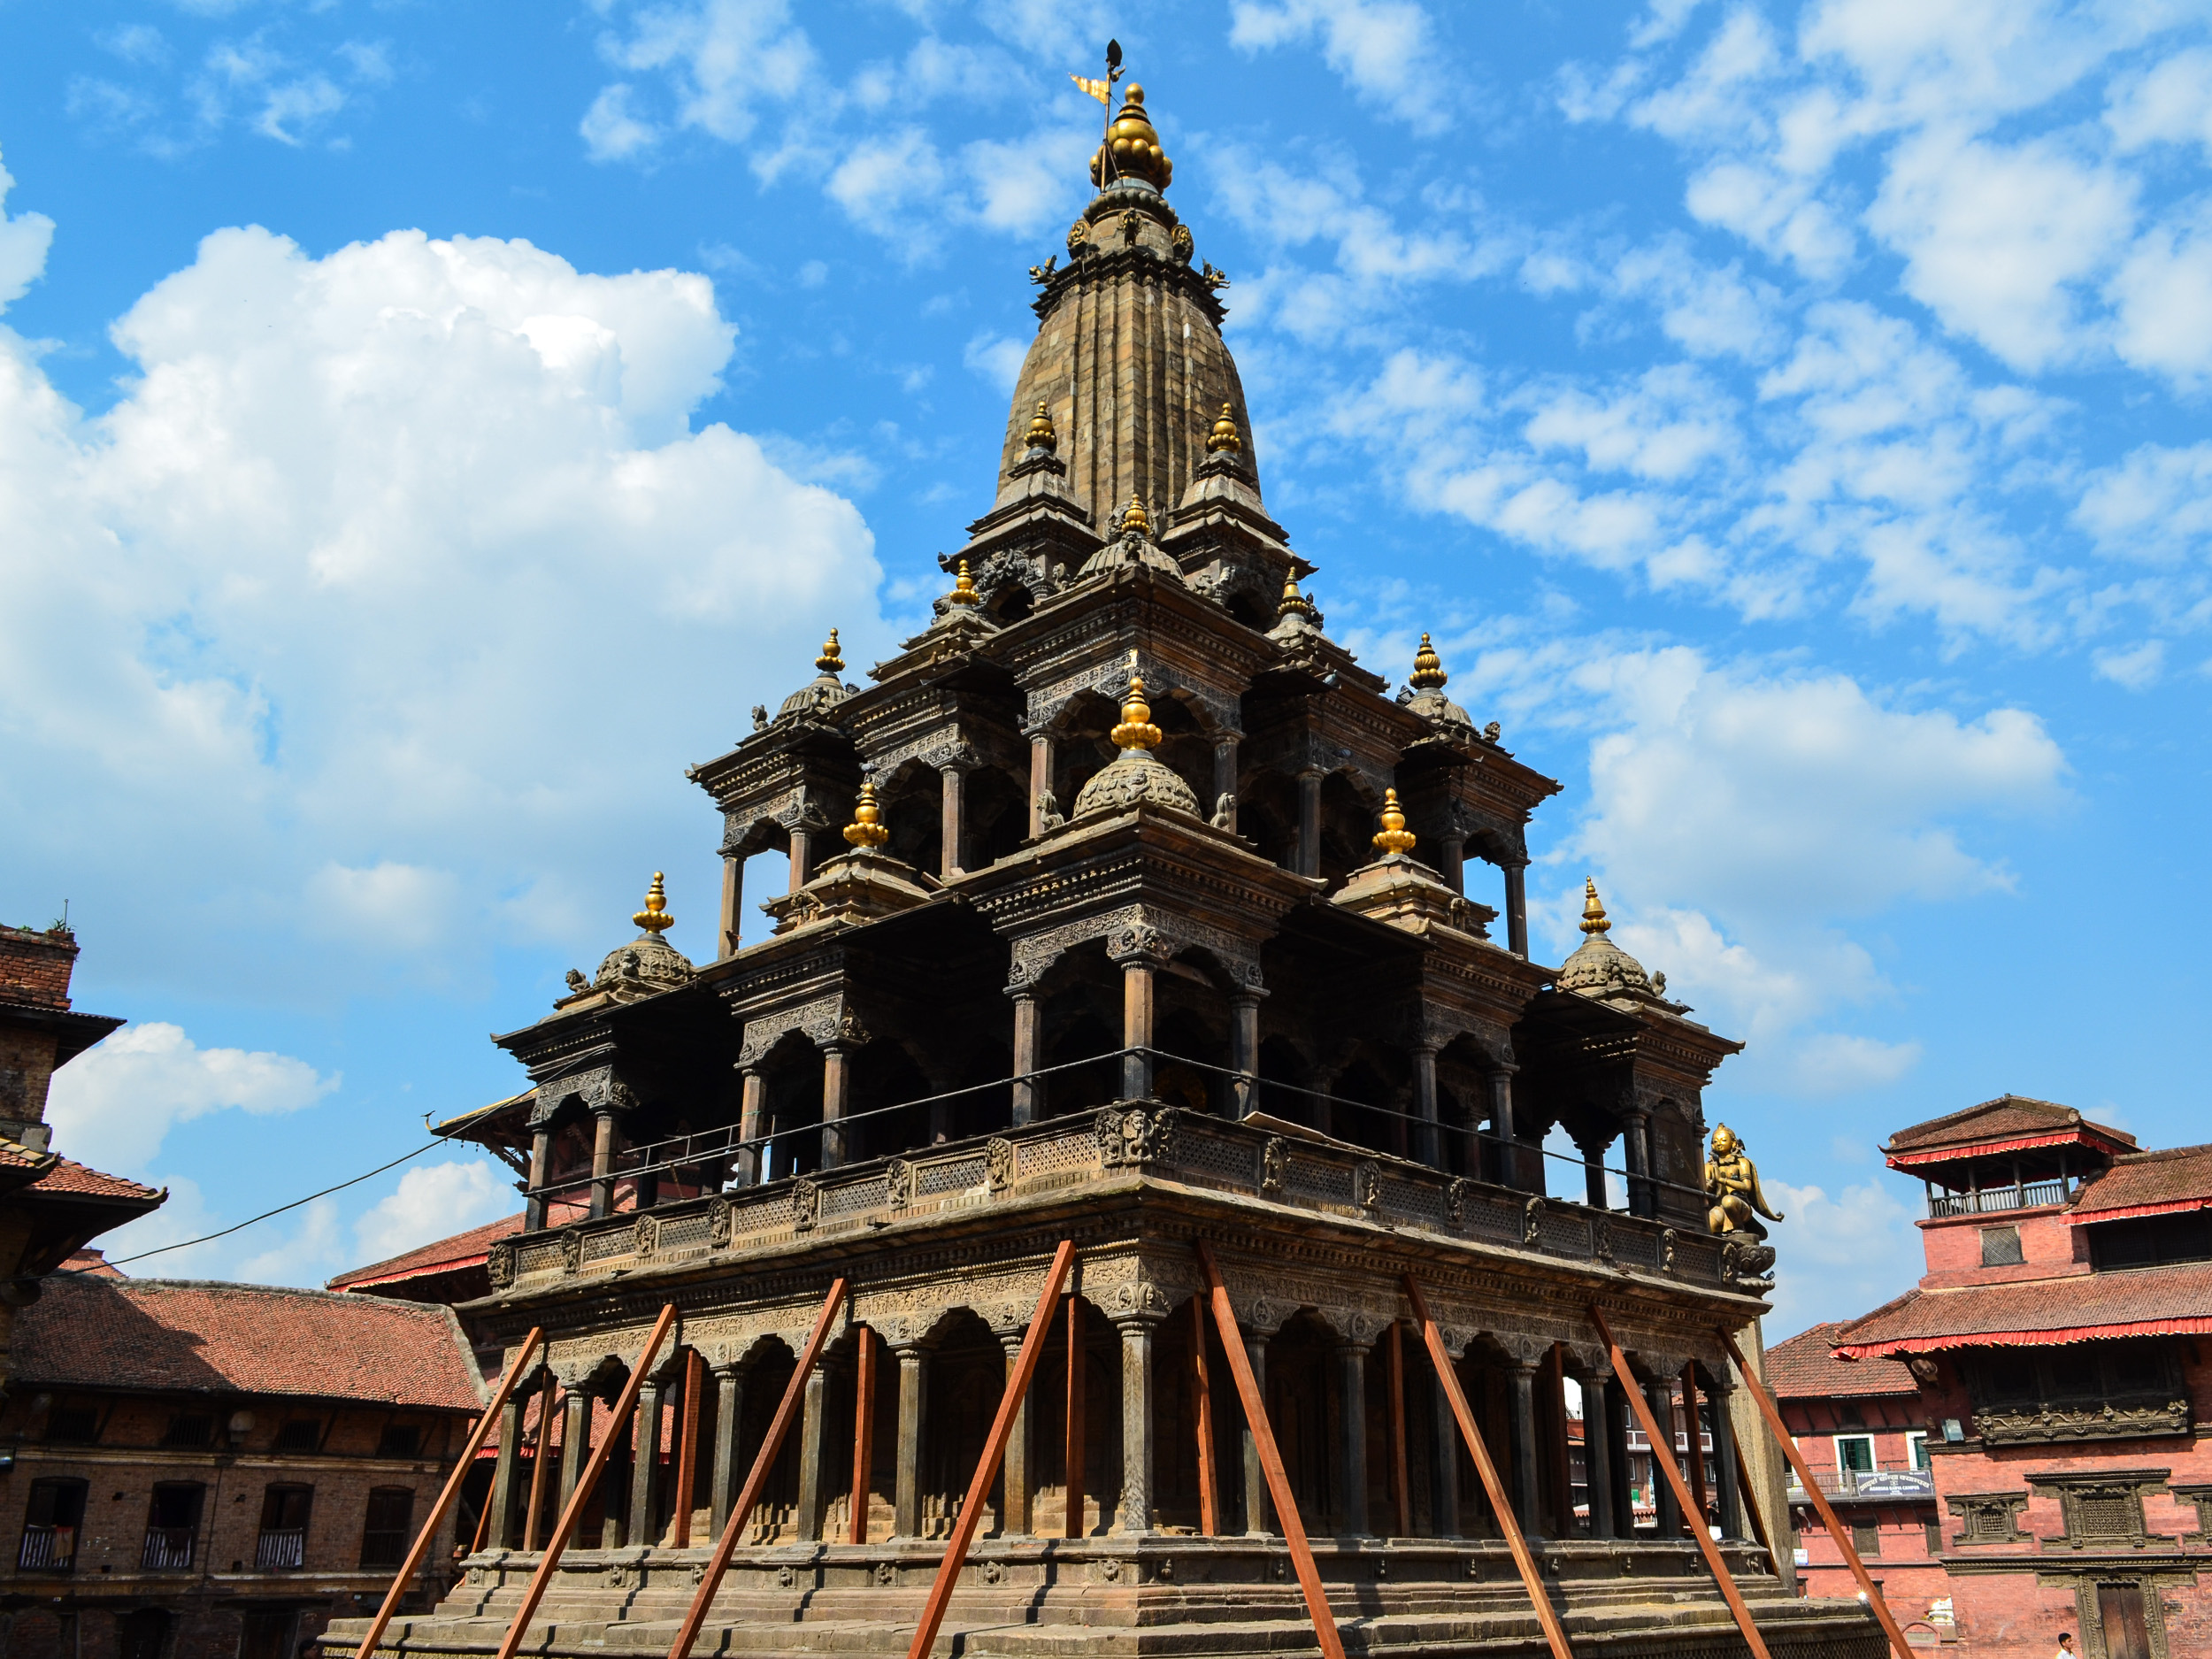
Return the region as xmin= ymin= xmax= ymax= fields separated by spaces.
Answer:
xmin=1070 ymin=73 xmax=1112 ymax=104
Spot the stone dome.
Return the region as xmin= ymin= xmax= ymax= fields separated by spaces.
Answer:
xmin=777 ymin=631 xmax=852 ymax=722
xmin=1555 ymin=879 xmax=1653 ymax=1003
xmin=594 ymin=931 xmax=696 ymax=996
xmin=1072 ymin=746 xmax=1201 ymax=819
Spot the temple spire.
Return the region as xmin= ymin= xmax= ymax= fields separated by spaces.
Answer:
xmin=632 ymin=872 xmax=674 ymax=934
xmin=1580 ymin=878 xmax=1611 ymax=935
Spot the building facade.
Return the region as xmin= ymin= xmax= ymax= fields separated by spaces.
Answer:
xmin=329 ymin=74 xmax=1881 ymax=1659
xmin=0 ymin=1276 xmax=486 ymax=1659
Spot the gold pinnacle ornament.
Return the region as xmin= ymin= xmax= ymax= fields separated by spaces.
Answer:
xmin=1110 ymin=673 xmax=1164 ymax=750
xmin=1025 ymin=400 xmax=1057 ymax=452
xmin=1409 ymin=632 xmax=1448 ymax=690
xmin=1121 ymin=495 xmax=1150 ymax=536
xmin=816 ymin=630 xmax=844 ymax=674
xmin=1580 ymin=878 xmax=1611 ymax=935
xmin=1371 ymin=788 xmax=1417 ymax=856
xmin=1277 ymin=572 xmax=1317 ymax=621
xmin=948 ymin=559 xmax=979 ymax=606
xmin=632 ymin=872 xmax=674 ymax=934
xmin=1206 ymin=402 xmax=1241 ymax=454
xmin=843 ymin=780 xmax=889 ymax=849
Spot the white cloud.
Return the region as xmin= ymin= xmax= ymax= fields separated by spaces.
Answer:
xmin=0 ymin=156 xmax=55 ymax=311
xmin=963 ymin=331 xmax=1026 ymax=392
xmin=581 ymin=83 xmax=661 ymax=161
xmin=2106 ymin=46 xmax=2212 ymax=155
xmin=46 ymin=1023 xmax=336 ymax=1174
xmin=1228 ymin=0 xmax=1454 ymax=134
xmin=354 ymin=1160 xmax=512 ymax=1262
xmin=2108 ymin=202 xmax=2212 ymax=384
xmin=2077 ymin=441 xmax=2212 ymax=561
xmin=1762 ymin=1174 xmax=1924 ymax=1333
xmin=594 ymin=0 xmax=818 ymax=149
xmin=2093 ymin=639 xmax=2166 ymax=689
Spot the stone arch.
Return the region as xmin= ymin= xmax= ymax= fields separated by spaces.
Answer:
xmin=1026 ymin=1292 xmax=1122 ymax=1539
xmin=872 ymin=756 xmax=946 ymax=876
xmin=734 ymin=1334 xmax=803 ymax=1542
xmin=752 ymin=1029 xmax=826 ymax=1183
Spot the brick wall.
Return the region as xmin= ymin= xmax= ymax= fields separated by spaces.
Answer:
xmin=0 ymin=926 xmax=78 ymax=1010
xmin=0 ymin=1027 xmax=58 ymax=1125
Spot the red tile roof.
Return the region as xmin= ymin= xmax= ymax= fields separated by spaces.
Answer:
xmin=60 ymin=1249 xmax=121 ymax=1279
xmin=1883 ymin=1095 xmax=2133 ymax=1165
xmin=1763 ymin=1323 xmax=1919 ymax=1399
xmin=2067 ymin=1143 xmax=2212 ymax=1224
xmin=328 ymin=1212 xmax=522 ymax=1292
xmin=12 ymin=1277 xmax=484 ymax=1409
xmin=1832 ymin=1260 xmax=2212 ymax=1358
xmin=31 ymin=1155 xmax=161 ymax=1202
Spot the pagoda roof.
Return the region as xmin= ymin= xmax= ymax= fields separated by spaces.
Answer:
xmin=1881 ymin=1094 xmax=2134 ymax=1171
xmin=1832 ymin=1258 xmax=2212 ymax=1357
xmin=1763 ymin=1322 xmax=1918 ymax=1399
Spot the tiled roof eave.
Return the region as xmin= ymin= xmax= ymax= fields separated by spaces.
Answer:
xmin=2068 ymin=1196 xmax=2212 ymax=1225
xmin=1836 ymin=1312 xmax=2212 ymax=1359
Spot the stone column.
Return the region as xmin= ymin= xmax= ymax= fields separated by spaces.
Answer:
xmin=998 ymin=1330 xmax=1032 ymax=1536
xmin=1411 ymin=1042 xmax=1440 ymax=1168
xmin=735 ymin=1068 xmax=764 ymax=1187
xmin=1295 ymin=769 xmax=1324 ymax=878
xmin=1505 ymin=1356 xmax=1541 ymax=1537
xmin=589 ymin=1106 xmax=620 ymax=1219
xmin=940 ymin=762 xmax=969 ymax=880
xmin=1645 ymin=1378 xmax=1681 ymax=1537
xmin=1503 ymin=863 xmax=1529 ymax=958
xmin=1581 ymin=1368 xmax=1615 ymax=1541
xmin=1707 ymin=1370 xmax=1743 ymax=1540
xmin=1486 ymin=1067 xmax=1519 ymax=1191
xmin=820 ymin=1041 xmax=852 ymax=1170
xmin=787 ymin=826 xmax=812 ymax=893
xmin=1212 ymin=736 xmax=1239 ymax=829
xmin=1111 ymin=933 xmax=1160 ymax=1101
xmin=1582 ymin=1139 xmax=1609 ymax=1210
xmin=795 ymin=1361 xmax=829 ymax=1542
xmin=1625 ymin=1109 xmax=1654 ymax=1218
xmin=628 ymin=1375 xmax=664 ymax=1548
xmin=560 ymin=1387 xmax=593 ymax=1509
xmin=526 ymin=1130 xmax=550 ymax=1232
xmin=1229 ymin=991 xmax=1264 ymax=1119
xmin=489 ymin=1394 xmax=526 ymax=1548
xmin=1028 ymin=732 xmax=1055 ymax=839
xmin=1113 ymin=1316 xmax=1158 ymax=1534
xmin=1336 ymin=1340 xmax=1373 ymax=1537
xmin=1010 ymin=990 xmax=1041 ymax=1126
xmin=710 ymin=1364 xmax=744 ymax=1540
xmin=1604 ymin=1379 xmax=1633 ymax=1539
xmin=1242 ymin=1333 xmax=1271 ymax=1535
xmin=719 ymin=854 xmax=745 ymax=960
xmin=1428 ymin=1362 xmax=1463 ymax=1538
xmin=1440 ymin=834 xmax=1466 ymax=897
xmin=892 ymin=1344 xmax=928 ymax=1540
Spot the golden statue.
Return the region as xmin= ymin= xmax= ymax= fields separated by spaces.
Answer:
xmin=1705 ymin=1124 xmax=1783 ymax=1238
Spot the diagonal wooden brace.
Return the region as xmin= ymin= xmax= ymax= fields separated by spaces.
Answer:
xmin=1590 ymin=1305 xmax=1770 ymax=1659
xmin=1198 ymin=1240 xmax=1346 ymax=1659
xmin=1402 ymin=1275 xmax=1575 ymax=1659
xmin=355 ymin=1325 xmax=542 ymax=1659
xmin=1719 ymin=1327 xmax=1913 ymax=1659
xmin=668 ymin=1277 xmax=850 ymax=1659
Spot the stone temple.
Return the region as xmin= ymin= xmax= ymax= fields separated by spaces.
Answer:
xmin=337 ymin=74 xmax=1886 ymax=1659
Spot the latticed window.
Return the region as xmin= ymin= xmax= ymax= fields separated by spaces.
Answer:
xmin=1852 ymin=1522 xmax=1881 ymax=1557
xmin=1979 ymin=1225 xmax=2024 ymax=1265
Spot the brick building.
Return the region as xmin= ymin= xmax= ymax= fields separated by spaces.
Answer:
xmin=0 ymin=1275 xmax=486 ymax=1659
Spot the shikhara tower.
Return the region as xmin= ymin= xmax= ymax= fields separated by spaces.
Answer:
xmin=343 ymin=74 xmax=1883 ymax=1659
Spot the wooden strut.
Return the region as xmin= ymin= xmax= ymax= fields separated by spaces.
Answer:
xmin=523 ymin=1378 xmax=558 ymax=1551
xmin=1198 ymin=1241 xmax=1346 ymax=1659
xmin=1589 ymin=1305 xmax=1770 ymax=1659
xmin=1064 ymin=1291 xmax=1086 ymax=1538
xmin=673 ymin=1349 xmax=703 ymax=1548
xmin=667 ymin=1277 xmax=850 ymax=1659
xmin=1401 ymin=1275 xmax=1574 ymax=1659
xmin=1190 ymin=1297 xmax=1218 ymax=1536
xmin=354 ymin=1325 xmax=542 ymax=1659
xmin=902 ymin=1239 xmax=1078 ymax=1659
xmin=850 ymin=1325 xmax=878 ymax=1545
xmin=1718 ymin=1327 xmax=1914 ymax=1659
xmin=494 ymin=1307 xmax=675 ymax=1659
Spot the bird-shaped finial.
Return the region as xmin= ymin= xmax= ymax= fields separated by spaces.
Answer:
xmin=1206 ymin=403 xmax=1241 ymax=455
xmin=843 ymin=780 xmax=889 ymax=849
xmin=1409 ymin=632 xmax=1448 ymax=690
xmin=633 ymin=872 xmax=674 ymax=934
xmin=1371 ymin=788 xmax=1417 ymax=857
xmin=1580 ymin=878 xmax=1611 ymax=936
xmin=816 ymin=629 xmax=844 ymax=674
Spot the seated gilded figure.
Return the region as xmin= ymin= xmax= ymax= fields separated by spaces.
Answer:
xmin=1705 ymin=1124 xmax=1784 ymax=1238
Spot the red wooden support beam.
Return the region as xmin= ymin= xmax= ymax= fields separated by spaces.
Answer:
xmin=1064 ymin=1292 xmax=1086 ymax=1539
xmin=902 ymin=1240 xmax=1077 ymax=1659
xmin=523 ymin=1378 xmax=557 ymax=1552
xmin=1386 ymin=1322 xmax=1409 ymax=1540
xmin=849 ymin=1325 xmax=878 ymax=1545
xmin=673 ymin=1349 xmax=703 ymax=1548
xmin=1589 ymin=1306 xmax=1770 ymax=1659
xmin=1717 ymin=1327 xmax=1912 ymax=1659
xmin=1190 ymin=1297 xmax=1218 ymax=1536
xmin=1402 ymin=1276 xmax=1574 ymax=1659
xmin=355 ymin=1326 xmax=541 ymax=1659
xmin=1198 ymin=1240 xmax=1346 ymax=1659
xmin=494 ymin=1308 xmax=675 ymax=1659
xmin=668 ymin=1278 xmax=849 ymax=1659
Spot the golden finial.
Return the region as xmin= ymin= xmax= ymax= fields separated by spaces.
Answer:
xmin=1206 ymin=403 xmax=1241 ymax=454
xmin=632 ymin=872 xmax=674 ymax=934
xmin=1409 ymin=632 xmax=1448 ymax=690
xmin=1121 ymin=495 xmax=1150 ymax=536
xmin=816 ymin=629 xmax=844 ymax=674
xmin=947 ymin=559 xmax=979 ymax=606
xmin=1110 ymin=672 xmax=1164 ymax=751
xmin=843 ymin=780 xmax=889 ymax=849
xmin=1025 ymin=400 xmax=1057 ymax=453
xmin=1371 ymin=788 xmax=1417 ymax=856
xmin=1276 ymin=572 xmax=1317 ymax=621
xmin=1090 ymin=84 xmax=1173 ymax=191
xmin=1580 ymin=878 xmax=1611 ymax=936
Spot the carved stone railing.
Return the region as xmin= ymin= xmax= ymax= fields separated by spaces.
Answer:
xmin=488 ymin=1109 xmax=1734 ymax=1297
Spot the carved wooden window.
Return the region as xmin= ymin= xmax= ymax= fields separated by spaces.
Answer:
xmin=1947 ymin=1492 xmax=2029 ymax=1544
xmin=2031 ymin=1471 xmax=2172 ymax=1551
xmin=1963 ymin=1340 xmax=2186 ymax=1444
xmin=1979 ymin=1225 xmax=2024 ymax=1265
xmin=1852 ymin=1521 xmax=1881 ymax=1557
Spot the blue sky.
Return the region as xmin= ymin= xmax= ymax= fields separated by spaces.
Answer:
xmin=4 ymin=0 xmax=2208 ymax=1337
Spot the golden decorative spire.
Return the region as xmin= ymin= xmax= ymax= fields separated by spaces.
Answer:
xmin=1409 ymin=631 xmax=1448 ymax=690
xmin=1371 ymin=788 xmax=1417 ymax=856
xmin=843 ymin=780 xmax=889 ymax=849
xmin=1206 ymin=402 xmax=1241 ymax=454
xmin=1025 ymin=400 xmax=1057 ymax=453
xmin=1090 ymin=84 xmax=1173 ymax=191
xmin=1277 ymin=572 xmax=1317 ymax=621
xmin=1580 ymin=878 xmax=1611 ymax=935
xmin=947 ymin=559 xmax=979 ymax=607
xmin=816 ymin=629 xmax=844 ymax=674
xmin=632 ymin=872 xmax=674 ymax=934
xmin=1121 ymin=495 xmax=1150 ymax=536
xmin=1110 ymin=672 xmax=1164 ymax=751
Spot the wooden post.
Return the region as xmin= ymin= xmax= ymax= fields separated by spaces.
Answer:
xmin=1401 ymin=1278 xmax=1572 ymax=1659
xmin=1190 ymin=1297 xmax=1217 ymax=1536
xmin=673 ymin=1351 xmax=702 ymax=1548
xmin=355 ymin=1328 xmax=541 ymax=1659
xmin=1064 ymin=1293 xmax=1086 ymax=1539
xmin=667 ymin=1280 xmax=849 ymax=1659
xmin=523 ymin=1379 xmax=557 ymax=1551
xmin=1197 ymin=1242 xmax=1345 ymax=1659
xmin=1719 ymin=1328 xmax=1914 ymax=1659
xmin=493 ymin=1312 xmax=672 ymax=1659
xmin=849 ymin=1326 xmax=878 ymax=1545
xmin=1590 ymin=1306 xmax=1770 ymax=1659
xmin=1386 ymin=1323 xmax=1410 ymax=1540
xmin=1680 ymin=1363 xmax=1710 ymax=1537
xmin=902 ymin=1241 xmax=1078 ymax=1659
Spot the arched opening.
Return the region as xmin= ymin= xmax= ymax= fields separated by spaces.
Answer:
xmin=823 ymin=1325 xmax=895 ymax=1545
xmin=878 ymin=759 xmax=944 ymax=877
xmin=850 ymin=1040 xmax=932 ymax=1163
xmin=1333 ymin=1054 xmax=1402 ymax=1158
xmin=1049 ymin=690 xmax=1120 ymax=813
xmin=1256 ymin=1035 xmax=1312 ymax=1127
xmin=1150 ymin=1297 xmax=1241 ymax=1532
xmin=942 ymin=1036 xmax=1012 ymax=1144
xmin=990 ymin=581 xmax=1033 ymax=624
xmin=966 ymin=765 xmax=1028 ymax=870
xmin=1029 ymin=1294 xmax=1121 ymax=1537
xmin=757 ymin=1034 xmax=825 ymax=1182
xmin=737 ymin=1339 xmax=802 ymax=1542
xmin=919 ymin=1310 xmax=1008 ymax=1539
xmin=1262 ymin=1314 xmax=1340 ymax=1533
xmin=1236 ymin=768 xmax=1298 ymax=872
xmin=1437 ymin=1036 xmax=1494 ymax=1181
xmin=1037 ymin=942 xmax=1121 ymax=1118
xmin=1225 ymin=589 xmax=1271 ymax=632
xmin=1149 ymin=688 xmax=1216 ymax=809
xmin=1317 ymin=771 xmax=1380 ymax=889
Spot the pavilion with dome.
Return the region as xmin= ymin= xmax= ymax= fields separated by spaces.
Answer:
xmin=337 ymin=70 xmax=1883 ymax=1659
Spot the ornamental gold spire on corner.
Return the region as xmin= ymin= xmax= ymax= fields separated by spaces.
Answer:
xmin=1206 ymin=403 xmax=1241 ymax=454
xmin=843 ymin=780 xmax=889 ymax=849
xmin=947 ymin=559 xmax=979 ymax=606
xmin=1580 ymin=878 xmax=1610 ymax=935
xmin=1409 ymin=632 xmax=1448 ymax=690
xmin=1110 ymin=673 xmax=1164 ymax=751
xmin=1025 ymin=400 xmax=1057 ymax=453
xmin=1277 ymin=572 xmax=1317 ymax=621
xmin=1121 ymin=495 xmax=1150 ymax=536
xmin=633 ymin=872 xmax=674 ymax=934
xmin=1371 ymin=788 xmax=1417 ymax=856
xmin=816 ymin=629 xmax=844 ymax=674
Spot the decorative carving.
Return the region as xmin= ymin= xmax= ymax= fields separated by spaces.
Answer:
xmin=1947 ymin=1492 xmax=2031 ymax=1545
xmin=1260 ymin=1136 xmax=1287 ymax=1195
xmin=2030 ymin=1471 xmax=2173 ymax=1549
xmin=874 ymin=1560 xmax=895 ymax=1586
xmin=1098 ymin=1106 xmax=1176 ymax=1167
xmin=1107 ymin=921 xmax=1166 ymax=964
xmin=777 ymin=1564 xmax=796 ymax=1589
xmin=792 ymin=1179 xmax=821 ymax=1233
xmin=1356 ymin=1161 xmax=1382 ymax=1216
xmin=708 ymin=1198 xmax=733 ymax=1248
xmin=885 ymin=1158 xmax=916 ymax=1209
xmin=981 ymin=1559 xmax=1005 ymax=1586
xmin=1705 ymin=1125 xmax=1784 ymax=1238
xmin=1027 ymin=255 xmax=1056 ymax=285
xmin=1202 ymin=260 xmax=1230 ymax=289
xmin=1210 ymin=791 xmax=1237 ymax=829
xmin=1067 ymin=218 xmax=1090 ymax=255
xmin=609 ymin=1563 xmax=628 ymax=1588
xmin=559 ymin=1231 xmax=583 ymax=1277
xmin=632 ymin=1215 xmax=658 ymax=1258
xmin=1002 ymin=902 xmax=1263 ymax=992
xmin=486 ymin=1241 xmax=516 ymax=1290
xmin=1523 ymin=1195 xmax=1545 ymax=1246
xmin=985 ymin=1138 xmax=1016 ymax=1194
xmin=1717 ymin=1230 xmax=1776 ymax=1289
xmin=1446 ymin=1178 xmax=1471 ymax=1230
xmin=736 ymin=995 xmax=855 ymax=1068
xmin=1110 ymin=1279 xmax=1169 ymax=1318
xmin=834 ymin=1010 xmax=871 ymax=1048
xmin=1036 ymin=790 xmax=1066 ymax=831
xmin=1660 ymin=1228 xmax=1679 ymax=1275
xmin=1591 ymin=1215 xmax=1615 ymax=1267
xmin=1170 ymin=224 xmax=1193 ymax=264
xmin=1979 ymin=1399 xmax=2190 ymax=1446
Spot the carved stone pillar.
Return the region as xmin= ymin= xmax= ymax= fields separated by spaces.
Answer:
xmin=1503 ymin=862 xmax=1529 ymax=958
xmin=1212 ymin=736 xmax=1239 ymax=830
xmin=719 ymin=853 xmax=745 ymax=960
xmin=1028 ymin=732 xmax=1054 ymax=839
xmin=998 ymin=1329 xmax=1032 ymax=1536
xmin=820 ymin=1041 xmax=853 ymax=1170
xmin=710 ymin=1363 xmax=744 ymax=1539
xmin=1411 ymin=1042 xmax=1440 ymax=1169
xmin=1505 ymin=1356 xmax=1541 ymax=1537
xmin=628 ymin=1375 xmax=664 ymax=1548
xmin=1581 ymin=1367 xmax=1616 ymax=1541
xmin=489 ymin=1393 xmax=526 ymax=1549
xmin=736 ymin=1067 xmax=764 ymax=1187
xmin=787 ymin=826 xmax=812 ymax=893
xmin=1295 ymin=769 xmax=1324 ymax=879
xmin=939 ymin=762 xmax=966 ymax=880
xmin=559 ymin=1387 xmax=593 ymax=1509
xmin=589 ymin=1106 xmax=620 ymax=1219
xmin=1440 ymin=833 xmax=1466 ymax=897
xmin=1229 ymin=991 xmax=1263 ymax=1119
xmin=1241 ymin=1333 xmax=1271 ymax=1535
xmin=796 ymin=1361 xmax=829 ymax=1541
xmin=1604 ymin=1379 xmax=1633 ymax=1538
xmin=1707 ymin=1369 xmax=1743 ymax=1540
xmin=525 ymin=1130 xmax=550 ymax=1232
xmin=1626 ymin=1109 xmax=1654 ymax=1218
xmin=1645 ymin=1376 xmax=1682 ymax=1537
xmin=1430 ymin=1365 xmax=1460 ymax=1538
xmin=1110 ymin=931 xmax=1163 ymax=1102
xmin=1486 ymin=1066 xmax=1519 ymax=1191
xmin=1336 ymin=1340 xmax=1373 ymax=1537
xmin=1581 ymin=1138 xmax=1609 ymax=1210
xmin=1113 ymin=1316 xmax=1158 ymax=1534
xmin=1010 ymin=991 xmax=1041 ymax=1127
xmin=892 ymin=1343 xmax=928 ymax=1540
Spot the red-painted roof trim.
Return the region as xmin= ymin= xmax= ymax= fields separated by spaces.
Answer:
xmin=1886 ymin=1130 xmax=2109 ymax=1169
xmin=2067 ymin=1196 xmax=2212 ymax=1225
xmin=1836 ymin=1314 xmax=2212 ymax=1358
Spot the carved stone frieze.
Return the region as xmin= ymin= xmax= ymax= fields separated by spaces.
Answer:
xmin=985 ymin=1138 xmax=1016 ymax=1193
xmin=885 ymin=1158 xmax=916 ymax=1209
xmin=1098 ymin=1106 xmax=1177 ymax=1167
xmin=1025 ymin=656 xmax=1240 ymax=738
xmin=1260 ymin=1136 xmax=1287 ymax=1195
xmin=736 ymin=995 xmax=855 ymax=1070
xmin=1004 ymin=902 xmax=1263 ymax=990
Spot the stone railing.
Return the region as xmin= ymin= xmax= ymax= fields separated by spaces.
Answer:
xmin=489 ymin=1109 xmax=1732 ymax=1297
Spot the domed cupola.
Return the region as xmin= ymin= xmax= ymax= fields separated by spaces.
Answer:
xmin=775 ymin=631 xmax=853 ymax=722
xmin=559 ymin=872 xmax=696 ymax=1008
xmin=1399 ymin=634 xmax=1477 ymax=739
xmin=1555 ymin=879 xmax=1658 ymax=1009
xmin=1071 ymin=672 xmax=1202 ymax=821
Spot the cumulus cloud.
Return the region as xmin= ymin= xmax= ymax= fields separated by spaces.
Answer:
xmin=1229 ymin=0 xmax=1455 ymax=134
xmin=0 ymin=157 xmax=55 ymax=309
xmin=354 ymin=1160 xmax=513 ymax=1263
xmin=1762 ymin=1174 xmax=1926 ymax=1333
xmin=46 ymin=1023 xmax=336 ymax=1174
